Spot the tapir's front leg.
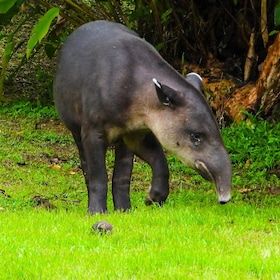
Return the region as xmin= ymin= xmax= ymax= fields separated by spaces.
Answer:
xmin=124 ymin=133 xmax=169 ymax=206
xmin=81 ymin=127 xmax=108 ymax=214
xmin=112 ymin=140 xmax=134 ymax=211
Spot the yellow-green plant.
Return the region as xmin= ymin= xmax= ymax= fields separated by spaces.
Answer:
xmin=0 ymin=1 xmax=60 ymax=101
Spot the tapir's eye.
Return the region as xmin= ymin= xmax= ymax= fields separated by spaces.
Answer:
xmin=190 ymin=133 xmax=201 ymax=147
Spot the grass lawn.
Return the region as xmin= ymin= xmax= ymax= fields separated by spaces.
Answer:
xmin=0 ymin=102 xmax=279 ymax=279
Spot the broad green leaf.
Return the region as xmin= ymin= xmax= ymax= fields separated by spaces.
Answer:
xmin=1 ymin=41 xmax=15 ymax=74
xmin=26 ymin=7 xmax=59 ymax=59
xmin=3 ymin=41 xmax=15 ymax=57
xmin=0 ymin=2 xmax=19 ymax=31
xmin=269 ymin=30 xmax=279 ymax=36
xmin=0 ymin=0 xmax=17 ymax=14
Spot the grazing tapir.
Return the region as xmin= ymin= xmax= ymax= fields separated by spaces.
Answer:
xmin=53 ymin=20 xmax=231 ymax=214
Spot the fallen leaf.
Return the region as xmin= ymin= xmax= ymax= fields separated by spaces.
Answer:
xmin=238 ymin=188 xmax=253 ymax=194
xmin=52 ymin=164 xmax=61 ymax=169
xmin=66 ymin=170 xmax=76 ymax=175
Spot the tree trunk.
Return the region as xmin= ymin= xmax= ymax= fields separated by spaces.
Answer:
xmin=225 ymin=32 xmax=280 ymax=122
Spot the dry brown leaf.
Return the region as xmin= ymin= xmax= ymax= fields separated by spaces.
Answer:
xmin=52 ymin=164 xmax=62 ymax=169
xmin=67 ymin=171 xmax=76 ymax=175
xmin=238 ymin=188 xmax=253 ymax=194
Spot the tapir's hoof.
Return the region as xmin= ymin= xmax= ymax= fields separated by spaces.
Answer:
xmin=88 ymin=205 xmax=108 ymax=215
xmin=114 ymin=206 xmax=131 ymax=212
xmin=92 ymin=221 xmax=113 ymax=234
xmin=145 ymin=195 xmax=154 ymax=206
xmin=145 ymin=195 xmax=165 ymax=206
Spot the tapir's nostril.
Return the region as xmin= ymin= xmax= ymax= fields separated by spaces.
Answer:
xmin=219 ymin=200 xmax=228 ymax=205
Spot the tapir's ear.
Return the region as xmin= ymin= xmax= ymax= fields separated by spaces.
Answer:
xmin=152 ymin=78 xmax=184 ymax=107
xmin=185 ymin=72 xmax=203 ymax=92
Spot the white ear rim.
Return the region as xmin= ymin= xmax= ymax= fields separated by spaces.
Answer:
xmin=186 ymin=72 xmax=202 ymax=81
xmin=152 ymin=78 xmax=161 ymax=88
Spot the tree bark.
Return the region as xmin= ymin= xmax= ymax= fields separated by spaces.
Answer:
xmin=225 ymin=32 xmax=280 ymax=122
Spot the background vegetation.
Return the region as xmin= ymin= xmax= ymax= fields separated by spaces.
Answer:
xmin=1 ymin=0 xmax=280 ymax=114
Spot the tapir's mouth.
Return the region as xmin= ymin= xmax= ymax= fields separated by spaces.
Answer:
xmin=194 ymin=160 xmax=231 ymax=204
xmin=194 ymin=160 xmax=214 ymax=182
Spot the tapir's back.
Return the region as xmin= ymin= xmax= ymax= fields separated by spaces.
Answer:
xmin=54 ymin=20 xmax=158 ymax=83
xmin=54 ymin=21 xmax=133 ymax=128
xmin=54 ymin=21 xmax=162 ymax=125
xmin=61 ymin=20 xmax=139 ymax=61
xmin=54 ymin=20 xmax=140 ymax=89
xmin=53 ymin=20 xmax=178 ymax=132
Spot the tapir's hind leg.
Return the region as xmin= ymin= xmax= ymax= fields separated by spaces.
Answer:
xmin=112 ymin=140 xmax=134 ymax=211
xmin=72 ymin=131 xmax=89 ymax=186
xmin=80 ymin=127 xmax=108 ymax=214
xmin=124 ymin=133 xmax=169 ymax=206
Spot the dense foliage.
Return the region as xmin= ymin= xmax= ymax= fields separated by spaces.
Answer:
xmin=0 ymin=0 xmax=279 ymax=102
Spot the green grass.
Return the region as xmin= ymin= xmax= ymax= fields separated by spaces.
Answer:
xmin=0 ymin=102 xmax=280 ymax=279
xmin=1 ymin=202 xmax=280 ymax=279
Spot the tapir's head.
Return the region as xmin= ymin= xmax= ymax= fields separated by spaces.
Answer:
xmin=150 ymin=73 xmax=231 ymax=203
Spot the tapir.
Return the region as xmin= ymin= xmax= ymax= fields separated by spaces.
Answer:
xmin=53 ymin=20 xmax=231 ymax=214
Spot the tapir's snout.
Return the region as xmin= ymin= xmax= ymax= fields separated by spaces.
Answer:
xmin=195 ymin=154 xmax=231 ymax=204
xmin=219 ymin=195 xmax=231 ymax=204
